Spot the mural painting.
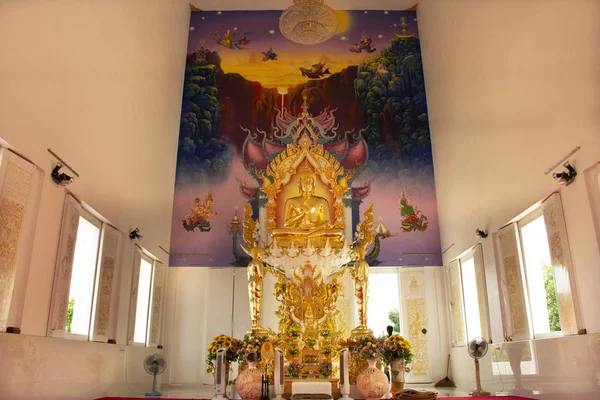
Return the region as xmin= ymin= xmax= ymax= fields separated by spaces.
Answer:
xmin=170 ymin=9 xmax=441 ymax=267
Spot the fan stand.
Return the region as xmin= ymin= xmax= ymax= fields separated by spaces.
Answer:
xmin=146 ymin=370 xmax=163 ymax=397
xmin=469 ymin=358 xmax=490 ymax=396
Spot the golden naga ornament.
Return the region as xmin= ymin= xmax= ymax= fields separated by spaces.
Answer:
xmin=351 ymin=204 xmax=375 ymax=337
xmin=242 ymin=203 xmax=267 ymax=335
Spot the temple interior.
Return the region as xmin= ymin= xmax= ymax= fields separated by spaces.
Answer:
xmin=0 ymin=1 xmax=599 ymax=400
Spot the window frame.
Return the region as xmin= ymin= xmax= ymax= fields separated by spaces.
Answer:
xmin=516 ymin=208 xmax=562 ymax=339
xmin=459 ymin=251 xmax=481 ymax=341
xmin=447 ymin=244 xmax=491 ymax=346
xmin=367 ymin=267 xmax=403 ymax=337
xmin=495 ymin=192 xmax=582 ymax=341
xmin=63 ymin=209 xmax=103 ymax=341
xmin=128 ymin=247 xmax=162 ymax=348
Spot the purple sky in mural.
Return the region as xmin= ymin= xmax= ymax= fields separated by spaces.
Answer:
xmin=187 ymin=10 xmax=419 ymax=56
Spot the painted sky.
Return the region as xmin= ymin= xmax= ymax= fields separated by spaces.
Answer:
xmin=187 ymin=10 xmax=419 ymax=88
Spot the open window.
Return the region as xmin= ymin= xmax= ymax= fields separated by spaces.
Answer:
xmin=446 ymin=244 xmax=490 ymax=346
xmin=47 ymin=193 xmax=121 ymax=342
xmin=127 ymin=248 xmax=166 ymax=347
xmin=495 ymin=192 xmax=581 ymax=340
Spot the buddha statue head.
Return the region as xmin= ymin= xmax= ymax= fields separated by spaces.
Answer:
xmin=298 ymin=166 xmax=316 ymax=196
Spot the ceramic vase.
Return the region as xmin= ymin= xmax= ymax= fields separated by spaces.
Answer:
xmin=357 ymin=358 xmax=389 ymax=400
xmin=390 ymin=358 xmax=406 ymax=394
xmin=236 ymin=360 xmax=263 ymax=400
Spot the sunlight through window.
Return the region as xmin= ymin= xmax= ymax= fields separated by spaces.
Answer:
xmin=520 ymin=215 xmax=561 ymax=335
xmin=461 ymin=257 xmax=482 ymax=341
xmin=67 ymin=216 xmax=100 ymax=336
xmin=134 ymin=258 xmax=153 ymax=344
xmin=367 ymin=272 xmax=400 ymax=337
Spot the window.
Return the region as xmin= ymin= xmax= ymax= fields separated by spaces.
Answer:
xmin=495 ymin=192 xmax=581 ymax=340
xmin=128 ymin=249 xmax=165 ymax=347
xmin=519 ymin=213 xmax=560 ymax=335
xmin=367 ymin=270 xmax=401 ymax=336
xmin=461 ymin=256 xmax=482 ymax=340
xmin=447 ymin=244 xmax=490 ymax=346
xmin=66 ymin=212 xmax=101 ymax=338
xmin=48 ymin=193 xmax=122 ymax=342
xmin=134 ymin=256 xmax=153 ymax=344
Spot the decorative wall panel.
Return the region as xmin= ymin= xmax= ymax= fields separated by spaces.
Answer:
xmin=92 ymin=225 xmax=121 ymax=341
xmin=496 ymin=224 xmax=529 ymax=340
xmin=149 ymin=262 xmax=166 ymax=347
xmin=403 ymin=270 xmax=430 ymax=381
xmin=47 ymin=194 xmax=81 ymax=337
xmin=472 ymin=245 xmax=490 ymax=340
xmin=127 ymin=249 xmax=142 ymax=344
xmin=447 ymin=260 xmax=465 ymax=346
xmin=542 ymin=193 xmax=581 ymax=335
xmin=0 ymin=152 xmax=34 ymax=331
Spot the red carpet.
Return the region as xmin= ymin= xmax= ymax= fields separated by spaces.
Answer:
xmin=96 ymin=397 xmax=534 ymax=400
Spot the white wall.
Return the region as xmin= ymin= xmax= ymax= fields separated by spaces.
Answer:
xmin=162 ymin=267 xmax=251 ymax=386
xmin=418 ymin=0 xmax=600 ymax=397
xmin=0 ymin=0 xmax=187 ymax=398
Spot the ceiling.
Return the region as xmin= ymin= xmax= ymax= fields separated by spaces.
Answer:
xmin=189 ymin=0 xmax=419 ymax=11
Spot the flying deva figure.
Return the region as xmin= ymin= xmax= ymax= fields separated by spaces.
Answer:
xmin=209 ymin=29 xmax=251 ymax=50
xmin=261 ymin=47 xmax=278 ymax=61
xmin=349 ymin=32 xmax=377 ymax=53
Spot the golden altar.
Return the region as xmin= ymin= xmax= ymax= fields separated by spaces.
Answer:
xmin=284 ymin=378 xmax=340 ymax=397
xmin=241 ymin=99 xmax=377 ymax=383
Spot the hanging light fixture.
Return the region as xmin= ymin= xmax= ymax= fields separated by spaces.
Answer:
xmin=279 ymin=0 xmax=339 ymax=45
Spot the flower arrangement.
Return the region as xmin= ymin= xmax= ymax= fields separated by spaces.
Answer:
xmin=357 ymin=335 xmax=384 ymax=360
xmin=206 ymin=334 xmax=243 ymax=373
xmin=382 ymin=334 xmax=413 ymax=364
xmin=239 ymin=334 xmax=267 ymax=362
xmin=321 ymin=342 xmax=333 ymax=355
xmin=288 ymin=343 xmax=299 ymax=355
xmin=317 ymin=360 xmax=332 ymax=378
xmin=289 ymin=323 xmax=301 ymax=337
xmin=287 ymin=361 xmax=303 ymax=378
xmin=305 ymin=336 xmax=317 ymax=347
xmin=320 ymin=327 xmax=331 ymax=337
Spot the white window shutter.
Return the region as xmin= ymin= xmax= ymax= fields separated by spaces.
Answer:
xmin=91 ymin=225 xmax=121 ymax=342
xmin=472 ymin=245 xmax=491 ymax=341
xmin=127 ymin=248 xmax=142 ymax=345
xmin=148 ymin=261 xmax=166 ymax=347
xmin=447 ymin=259 xmax=466 ymax=346
xmin=47 ymin=193 xmax=81 ymax=337
xmin=495 ymin=224 xmax=530 ymax=341
xmin=0 ymin=149 xmax=39 ymax=332
xmin=542 ymin=193 xmax=582 ymax=335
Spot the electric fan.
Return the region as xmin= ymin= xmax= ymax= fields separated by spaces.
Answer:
xmin=143 ymin=353 xmax=167 ymax=397
xmin=467 ymin=337 xmax=490 ymax=396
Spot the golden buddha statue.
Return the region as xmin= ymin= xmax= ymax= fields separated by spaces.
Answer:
xmin=271 ymin=167 xmax=345 ymax=243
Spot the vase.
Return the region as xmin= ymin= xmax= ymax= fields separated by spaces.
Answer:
xmin=236 ymin=360 xmax=263 ymax=400
xmin=390 ymin=358 xmax=406 ymax=394
xmin=357 ymin=358 xmax=389 ymax=400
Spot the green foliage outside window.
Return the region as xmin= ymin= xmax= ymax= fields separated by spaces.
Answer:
xmin=388 ymin=308 xmax=401 ymax=334
xmin=66 ymin=299 xmax=75 ymax=333
xmin=543 ymin=264 xmax=561 ymax=332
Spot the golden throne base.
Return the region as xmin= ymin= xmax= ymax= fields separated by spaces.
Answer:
xmin=284 ymin=378 xmax=340 ymax=398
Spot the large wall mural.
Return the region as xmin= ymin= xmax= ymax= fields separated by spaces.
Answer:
xmin=170 ymin=9 xmax=441 ymax=267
